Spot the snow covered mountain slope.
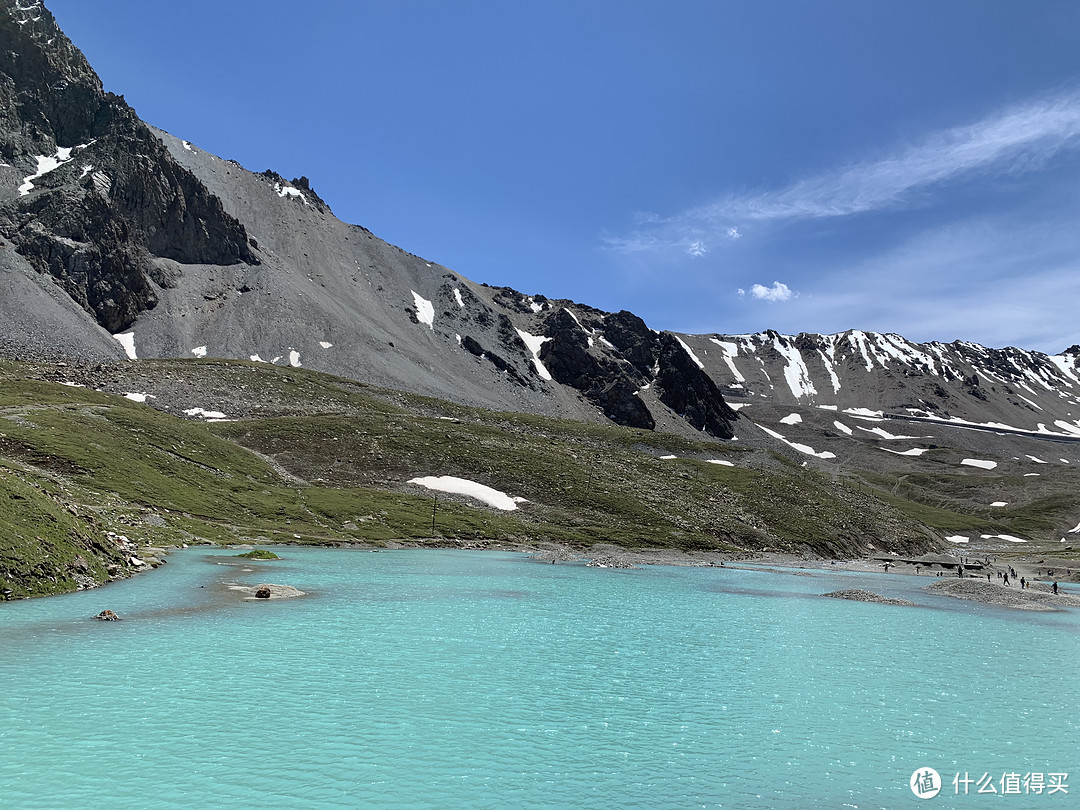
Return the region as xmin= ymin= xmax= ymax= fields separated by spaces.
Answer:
xmin=677 ymin=329 xmax=1080 ymax=438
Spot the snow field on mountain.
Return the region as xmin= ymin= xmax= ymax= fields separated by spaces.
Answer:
xmin=516 ymin=328 xmax=553 ymax=381
xmin=408 ymin=476 xmax=522 ymax=511
xmin=411 ymin=291 xmax=434 ymax=328
xmin=113 ymin=332 xmax=137 ymax=360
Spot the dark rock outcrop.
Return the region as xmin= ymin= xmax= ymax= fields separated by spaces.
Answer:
xmin=655 ymin=333 xmax=738 ymax=439
xmin=0 ymin=1 xmax=256 ymax=333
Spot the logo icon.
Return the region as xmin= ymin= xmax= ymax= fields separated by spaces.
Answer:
xmin=911 ymin=767 xmax=942 ymax=799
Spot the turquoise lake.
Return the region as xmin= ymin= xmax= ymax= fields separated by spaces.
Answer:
xmin=1 ymin=547 xmax=1077 ymax=809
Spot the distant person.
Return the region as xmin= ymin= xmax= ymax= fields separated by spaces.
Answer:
xmin=1004 ymin=573 xmax=1010 ymax=586
xmin=1053 ymin=582 xmax=1059 ymax=595
xmin=1021 ymin=577 xmax=1026 ymax=589
xmin=987 ymin=573 xmax=991 ymax=582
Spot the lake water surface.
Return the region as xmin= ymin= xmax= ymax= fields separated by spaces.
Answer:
xmin=1 ymin=547 xmax=1077 ymax=808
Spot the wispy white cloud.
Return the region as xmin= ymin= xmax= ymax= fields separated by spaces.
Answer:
xmin=721 ymin=210 xmax=1080 ymax=352
xmin=605 ymin=86 xmax=1080 ymax=254
xmin=687 ymin=240 xmax=707 ymax=257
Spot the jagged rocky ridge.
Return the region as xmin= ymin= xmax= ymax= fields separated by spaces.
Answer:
xmin=0 ymin=0 xmax=254 ymax=334
xmin=1 ymin=0 xmax=1079 ymax=453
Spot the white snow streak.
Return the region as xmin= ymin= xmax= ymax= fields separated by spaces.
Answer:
xmin=779 ymin=413 xmax=802 ymax=425
xmin=19 ymin=146 xmax=75 ymax=195
xmin=960 ymin=458 xmax=998 ymax=470
xmin=675 ymin=336 xmax=704 ymax=369
xmin=408 ymin=475 xmax=520 ymax=511
xmin=113 ymin=332 xmax=137 ymax=360
xmin=772 ymin=336 xmax=817 ymax=398
xmin=191 ymin=346 xmax=207 ymax=358
xmin=411 ymin=290 xmax=434 ymax=328
xmin=515 ymin=328 xmax=553 ymax=381
xmin=755 ymin=423 xmax=836 ymax=459
xmin=709 ymin=339 xmax=745 ymax=383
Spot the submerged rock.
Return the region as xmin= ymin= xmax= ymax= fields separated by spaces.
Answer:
xmin=823 ymin=589 xmax=917 ymax=606
xmin=94 ymin=609 xmax=120 ymax=621
xmin=228 ymin=583 xmax=306 ymax=601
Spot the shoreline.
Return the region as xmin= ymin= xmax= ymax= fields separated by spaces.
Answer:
xmin=13 ymin=537 xmax=1079 ymax=614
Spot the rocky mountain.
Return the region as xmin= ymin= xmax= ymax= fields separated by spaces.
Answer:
xmin=1 ymin=0 xmax=1079 ymax=589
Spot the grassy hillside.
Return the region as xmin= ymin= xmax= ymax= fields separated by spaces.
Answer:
xmin=4 ymin=357 xmax=1076 ymax=597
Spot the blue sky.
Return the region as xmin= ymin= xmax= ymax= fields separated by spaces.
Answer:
xmin=48 ymin=1 xmax=1080 ymax=352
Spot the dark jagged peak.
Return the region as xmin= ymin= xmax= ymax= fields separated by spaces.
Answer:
xmin=0 ymin=0 xmax=103 ymax=153
xmin=655 ymin=332 xmax=739 ymax=439
xmin=257 ymin=169 xmax=332 ymax=214
xmin=0 ymin=0 xmax=256 ymax=333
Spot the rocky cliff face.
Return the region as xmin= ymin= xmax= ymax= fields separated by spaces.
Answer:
xmin=4 ymin=0 xmax=1080 ymax=458
xmin=535 ymin=307 xmax=738 ymax=438
xmin=0 ymin=0 xmax=255 ymax=333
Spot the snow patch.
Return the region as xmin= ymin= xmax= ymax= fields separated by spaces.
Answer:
xmin=980 ymin=534 xmax=1028 ymax=543
xmin=1026 ymin=455 xmax=1047 ymax=464
xmin=19 ymin=146 xmax=76 ymax=195
xmin=772 ymin=336 xmax=817 ymax=399
xmin=844 ymin=407 xmax=883 ymax=419
xmin=960 ymin=458 xmax=998 ymax=470
xmin=515 ymin=328 xmax=552 ymax=381
xmin=706 ymin=459 xmax=735 ymax=467
xmin=779 ymin=413 xmax=802 ymax=425
xmin=319 ymin=341 xmax=333 ymax=349
xmin=755 ymin=423 xmax=836 ymax=460
xmin=184 ymin=407 xmax=228 ymax=420
xmin=275 ymin=183 xmax=309 ymax=204
xmin=945 ymin=535 xmax=970 ymax=544
xmin=123 ymin=393 xmax=156 ymax=403
xmin=411 ymin=290 xmax=434 ymax=328
xmin=249 ymin=354 xmax=266 ymax=363
xmin=709 ymin=339 xmax=745 ymax=384
xmin=832 ymin=421 xmax=853 ymax=436
xmin=288 ymin=350 xmax=301 ymax=368
xmin=113 ymin=332 xmax=137 ymax=360
xmin=675 ymin=336 xmax=704 ymax=369
xmin=408 ymin=475 xmax=520 ymax=511
xmin=855 ymin=425 xmax=923 ymax=440
xmin=990 ymin=501 xmax=1008 ymax=507
xmin=453 ymin=288 xmax=465 ymax=308
xmin=191 ymin=346 xmax=207 ymax=358
xmin=883 ymin=447 xmax=930 ymax=456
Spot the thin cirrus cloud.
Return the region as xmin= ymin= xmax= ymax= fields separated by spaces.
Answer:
xmin=604 ymin=86 xmax=1080 ymax=255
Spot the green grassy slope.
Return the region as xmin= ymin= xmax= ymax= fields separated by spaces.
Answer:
xmin=7 ymin=357 xmax=1076 ymax=597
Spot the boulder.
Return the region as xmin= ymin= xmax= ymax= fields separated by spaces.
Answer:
xmin=94 ymin=609 xmax=119 ymax=621
xmin=254 ymin=585 xmax=272 ymax=599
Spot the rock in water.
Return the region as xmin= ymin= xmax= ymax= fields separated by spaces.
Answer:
xmin=94 ymin=609 xmax=119 ymax=621
xmin=254 ymin=585 xmax=272 ymax=599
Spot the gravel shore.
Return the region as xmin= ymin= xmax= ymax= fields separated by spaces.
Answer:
xmin=925 ymin=579 xmax=1080 ymax=611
